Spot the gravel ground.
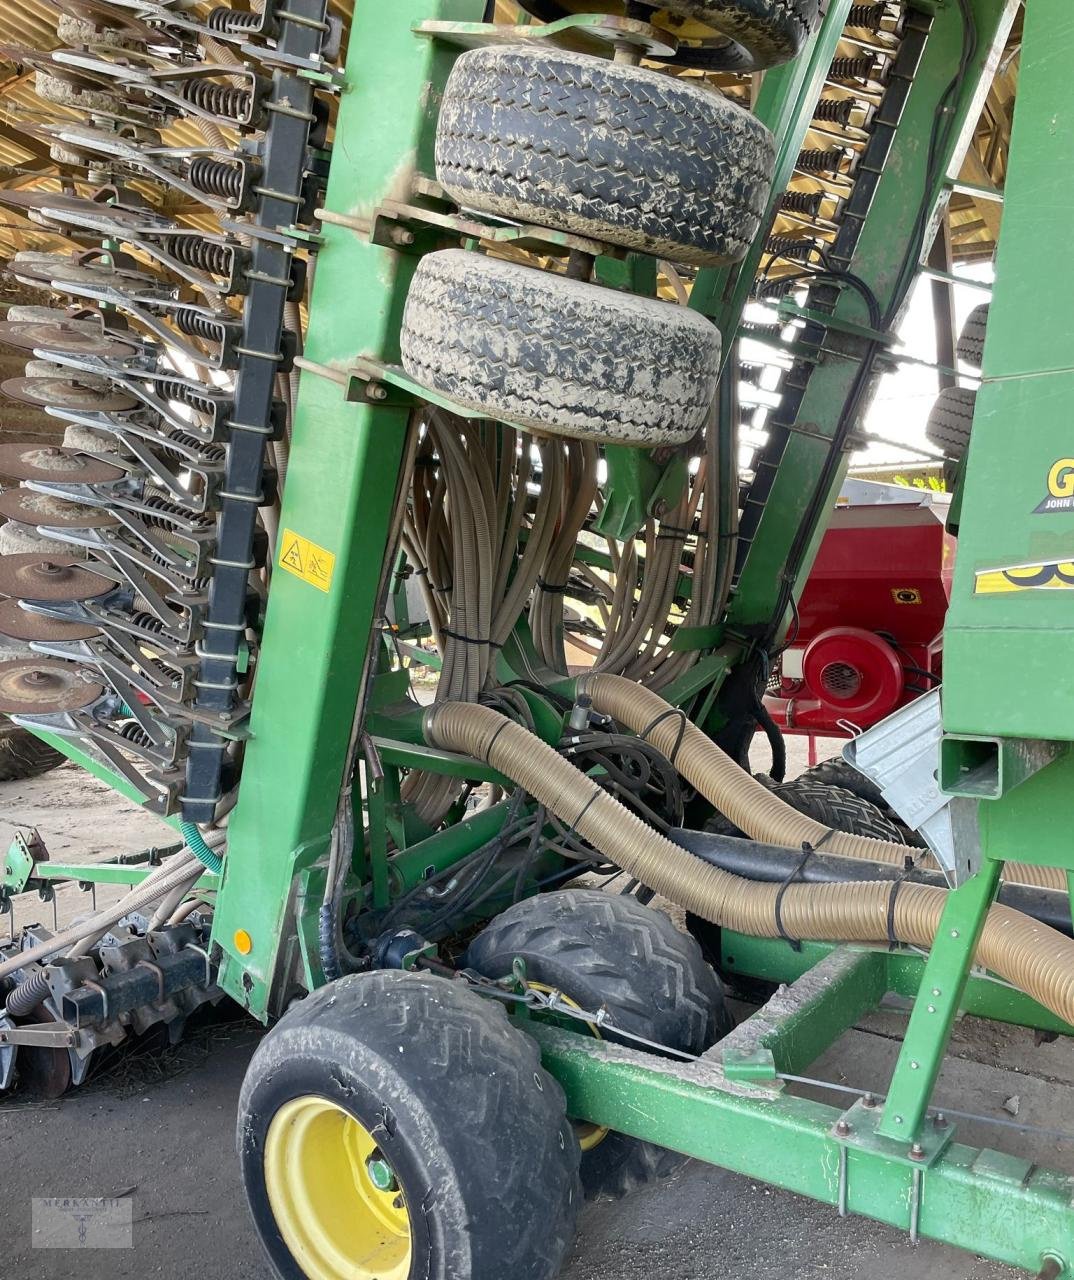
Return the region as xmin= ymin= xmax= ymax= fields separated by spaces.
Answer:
xmin=0 ymin=743 xmax=1070 ymax=1279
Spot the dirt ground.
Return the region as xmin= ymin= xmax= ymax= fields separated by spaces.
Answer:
xmin=0 ymin=749 xmax=1070 ymax=1279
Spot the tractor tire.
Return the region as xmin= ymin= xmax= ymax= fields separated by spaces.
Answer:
xmin=401 ymin=250 xmax=721 ymax=447
xmin=926 ymin=385 xmax=976 ymax=461
xmin=514 ymin=0 xmax=818 ymax=72
xmin=703 ymin=775 xmax=905 ymax=843
xmin=466 ymin=888 xmax=731 ymax=1200
xmin=435 ymin=46 xmax=775 ymax=266
xmin=956 ymin=302 xmax=989 ymax=370
xmin=0 ymin=723 xmax=65 ymax=783
xmin=799 ymin=757 xmax=925 ymax=847
xmin=239 ymin=970 xmax=580 ymax=1280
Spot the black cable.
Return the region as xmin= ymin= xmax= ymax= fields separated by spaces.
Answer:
xmin=752 ymin=693 xmax=787 ymax=783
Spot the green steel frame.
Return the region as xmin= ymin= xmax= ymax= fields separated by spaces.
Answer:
xmin=7 ymin=1 xmax=1074 ymax=1273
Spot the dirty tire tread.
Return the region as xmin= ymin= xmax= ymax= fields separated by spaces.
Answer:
xmin=435 ymin=45 xmax=775 ymax=265
xmin=515 ymin=0 xmax=817 ymax=72
xmin=402 ymin=250 xmax=721 ymax=446
xmin=774 ymin=778 xmax=906 ymax=843
xmin=465 ymin=888 xmax=731 ymax=1200
xmin=926 ymin=385 xmax=976 ymax=460
xmin=239 ymin=970 xmax=581 ymax=1280
xmin=798 ymin=757 xmax=885 ymax=811
xmin=705 ymin=775 xmax=905 ymax=843
xmin=956 ymin=302 xmax=989 ymax=370
xmin=0 ymin=723 xmax=65 ymax=782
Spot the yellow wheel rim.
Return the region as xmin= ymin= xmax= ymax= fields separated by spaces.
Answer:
xmin=527 ymin=982 xmax=611 ymax=1152
xmin=264 ymin=1096 xmax=412 ymax=1280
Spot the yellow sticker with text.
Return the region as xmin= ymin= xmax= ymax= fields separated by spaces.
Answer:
xmin=974 ymin=559 xmax=1074 ymax=595
xmin=279 ymin=528 xmax=335 ymax=593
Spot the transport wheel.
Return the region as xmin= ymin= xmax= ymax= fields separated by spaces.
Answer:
xmin=0 ymin=722 xmax=65 ymax=783
xmin=926 ymin=385 xmax=977 ymax=461
xmin=238 ymin=969 xmax=580 ymax=1280
xmin=401 ymin=250 xmax=721 ymax=446
xmin=703 ymin=777 xmax=906 ymax=843
xmin=435 ymin=46 xmax=775 ymax=266
xmin=956 ymin=302 xmax=989 ymax=370
xmin=514 ymin=0 xmax=819 ymax=72
xmin=466 ymin=888 xmax=731 ymax=1200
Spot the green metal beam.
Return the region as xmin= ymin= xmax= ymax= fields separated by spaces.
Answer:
xmin=726 ymin=0 xmax=1019 ymax=639
xmin=210 ymin=0 xmax=488 ymax=1019
xmin=531 ymin=956 xmax=1074 ymax=1276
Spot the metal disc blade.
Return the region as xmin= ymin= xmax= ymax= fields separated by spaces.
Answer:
xmin=0 ymin=659 xmax=103 ymax=714
xmin=0 ymin=321 xmax=139 ymax=360
xmin=0 ymin=553 xmax=115 ymax=602
xmin=1 ymin=377 xmax=139 ymax=413
xmin=0 ymin=488 xmax=119 ymax=529
xmin=0 ymin=601 xmax=99 ymax=643
xmin=0 ymin=443 xmax=125 ymax=485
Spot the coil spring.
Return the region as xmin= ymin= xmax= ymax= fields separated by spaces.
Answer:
xmin=152 ymin=377 xmax=219 ymax=417
xmin=778 ymin=191 xmax=824 ymax=218
xmin=188 ymin=155 xmax=244 ymax=201
xmin=752 ymin=277 xmax=797 ymax=301
xmin=766 ymin=235 xmax=816 ymax=262
xmin=131 ymin=610 xmax=167 ymax=636
xmin=180 ymin=78 xmax=253 ymax=123
xmin=206 ymin=5 xmax=261 ymax=33
xmin=741 ymin=321 xmax=783 ymax=341
xmin=165 ymin=235 xmax=235 ymax=280
xmin=813 ymin=97 xmax=856 ymax=126
xmin=163 ymin=429 xmax=227 ymax=466
xmin=797 ymin=148 xmax=845 ymax=174
xmin=846 ymin=3 xmax=888 ymax=31
xmin=830 ymin=55 xmax=876 ymax=81
xmin=147 ymin=551 xmax=212 ymax=592
xmin=119 ymin=721 xmax=155 ymax=749
xmin=143 ymin=492 xmax=214 ymax=532
xmin=175 ymin=307 xmax=227 ymax=344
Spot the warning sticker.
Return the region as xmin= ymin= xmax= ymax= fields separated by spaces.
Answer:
xmin=891 ymin=587 xmax=922 ymax=605
xmin=279 ymin=528 xmax=336 ymax=593
xmin=974 ymin=559 xmax=1074 ymax=595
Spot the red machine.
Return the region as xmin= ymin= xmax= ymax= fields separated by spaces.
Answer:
xmin=764 ymin=481 xmax=954 ymax=760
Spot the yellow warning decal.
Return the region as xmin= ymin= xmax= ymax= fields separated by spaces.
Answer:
xmin=974 ymin=559 xmax=1074 ymax=595
xmin=891 ymin=587 xmax=922 ymax=605
xmin=279 ymin=528 xmax=336 ymax=593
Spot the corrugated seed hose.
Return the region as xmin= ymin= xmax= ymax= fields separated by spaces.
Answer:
xmin=423 ymin=700 xmax=1074 ymax=1028
xmin=582 ymin=673 xmax=1064 ymax=893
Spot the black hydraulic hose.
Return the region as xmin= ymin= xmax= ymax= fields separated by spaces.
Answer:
xmin=671 ymin=829 xmax=1073 ymax=939
xmin=752 ymin=694 xmax=786 ymax=783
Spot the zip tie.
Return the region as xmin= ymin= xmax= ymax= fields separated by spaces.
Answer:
xmin=441 ymin=627 xmax=501 ymax=648
xmin=886 ymin=854 xmax=919 ymax=949
xmin=774 ymin=840 xmax=823 ymax=951
xmin=536 ymin=578 xmax=568 ymax=594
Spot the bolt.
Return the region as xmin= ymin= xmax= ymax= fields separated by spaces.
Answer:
xmin=950 ymin=929 xmax=960 ymax=939
xmin=892 ymin=1115 xmax=904 ymax=1125
xmin=932 ymin=988 xmax=941 ymax=997
xmin=366 ymin=383 xmax=388 ymax=402
xmin=933 ymin=1112 xmax=948 ymax=1128
xmin=910 ymin=1060 xmax=919 ymax=1070
xmin=834 ymin=1119 xmax=851 ymax=1137
xmin=366 ymin=1152 xmax=398 ymax=1193
xmin=909 ymin=1142 xmax=926 ymax=1162
xmin=862 ymin=1093 xmax=878 ymax=1109
xmin=927 ymin=1005 xmax=936 ymax=1014
xmin=390 ymin=226 xmax=415 ymax=248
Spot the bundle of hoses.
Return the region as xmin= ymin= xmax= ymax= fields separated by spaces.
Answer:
xmin=580 ymin=673 xmax=1064 ymax=893
xmin=423 ymin=698 xmax=1074 ymax=1028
